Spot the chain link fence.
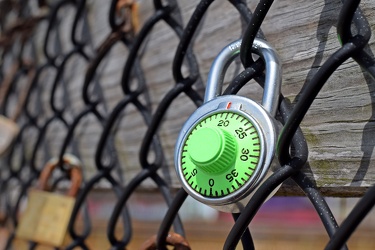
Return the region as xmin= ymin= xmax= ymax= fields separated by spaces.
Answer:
xmin=0 ymin=0 xmax=375 ymax=249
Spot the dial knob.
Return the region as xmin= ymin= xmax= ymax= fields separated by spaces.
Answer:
xmin=187 ymin=127 xmax=236 ymax=174
xmin=180 ymin=111 xmax=262 ymax=198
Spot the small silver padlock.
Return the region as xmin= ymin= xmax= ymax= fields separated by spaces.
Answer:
xmin=174 ymin=38 xmax=282 ymax=213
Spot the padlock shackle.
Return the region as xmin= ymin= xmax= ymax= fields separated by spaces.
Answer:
xmin=38 ymin=154 xmax=83 ymax=197
xmin=204 ymin=40 xmax=241 ymax=103
xmin=204 ymin=38 xmax=281 ymax=117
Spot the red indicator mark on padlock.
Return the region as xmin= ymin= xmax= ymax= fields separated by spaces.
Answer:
xmin=226 ymin=102 xmax=232 ymax=109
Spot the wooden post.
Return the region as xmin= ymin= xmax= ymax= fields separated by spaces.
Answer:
xmin=10 ymin=0 xmax=375 ymax=196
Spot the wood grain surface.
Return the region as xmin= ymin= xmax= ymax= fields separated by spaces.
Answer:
xmin=10 ymin=0 xmax=375 ymax=196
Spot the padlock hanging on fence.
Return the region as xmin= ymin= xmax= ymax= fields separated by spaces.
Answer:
xmin=174 ymin=38 xmax=281 ymax=213
xmin=15 ymin=154 xmax=83 ymax=247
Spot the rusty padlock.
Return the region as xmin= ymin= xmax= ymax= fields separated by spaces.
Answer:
xmin=140 ymin=233 xmax=191 ymax=250
xmin=16 ymin=154 xmax=82 ymax=247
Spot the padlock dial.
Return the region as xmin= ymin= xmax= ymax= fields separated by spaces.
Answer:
xmin=180 ymin=111 xmax=261 ymax=198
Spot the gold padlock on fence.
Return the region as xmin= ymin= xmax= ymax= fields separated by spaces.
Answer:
xmin=16 ymin=154 xmax=82 ymax=247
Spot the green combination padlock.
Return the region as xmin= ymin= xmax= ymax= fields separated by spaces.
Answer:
xmin=175 ymin=38 xmax=281 ymax=213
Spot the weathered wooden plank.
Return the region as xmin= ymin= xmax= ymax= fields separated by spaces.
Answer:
xmin=7 ymin=0 xmax=375 ymax=196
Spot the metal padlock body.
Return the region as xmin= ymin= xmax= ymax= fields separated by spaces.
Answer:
xmin=16 ymin=154 xmax=83 ymax=247
xmin=175 ymin=39 xmax=281 ymax=213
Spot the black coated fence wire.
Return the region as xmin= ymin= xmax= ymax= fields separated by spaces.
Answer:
xmin=0 ymin=0 xmax=374 ymax=249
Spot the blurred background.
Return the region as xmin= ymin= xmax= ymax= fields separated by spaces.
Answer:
xmin=4 ymin=193 xmax=375 ymax=249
